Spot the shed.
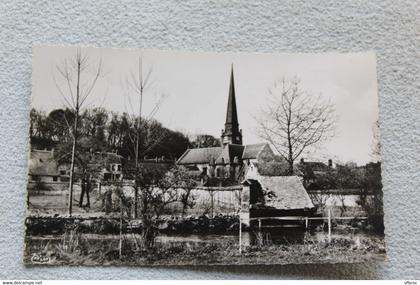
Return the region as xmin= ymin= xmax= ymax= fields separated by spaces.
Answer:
xmin=242 ymin=175 xmax=315 ymax=219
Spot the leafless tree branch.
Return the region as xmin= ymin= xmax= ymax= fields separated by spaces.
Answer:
xmin=256 ymin=77 xmax=337 ymax=174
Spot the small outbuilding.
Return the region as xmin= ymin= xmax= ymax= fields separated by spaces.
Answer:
xmin=241 ymin=176 xmax=315 ymax=225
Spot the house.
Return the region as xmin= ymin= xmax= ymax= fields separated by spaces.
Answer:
xmin=28 ymin=149 xmax=68 ymax=183
xmin=297 ymin=158 xmax=336 ymax=189
xmin=299 ymin=158 xmax=333 ymax=175
xmin=90 ymin=152 xmax=123 ymax=182
xmin=28 ymin=149 xmax=124 ymax=185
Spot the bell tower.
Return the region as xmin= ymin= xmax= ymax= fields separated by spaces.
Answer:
xmin=221 ymin=66 xmax=242 ymax=145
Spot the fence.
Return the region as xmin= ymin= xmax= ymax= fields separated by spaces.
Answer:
xmin=238 ymin=209 xmax=368 ymax=253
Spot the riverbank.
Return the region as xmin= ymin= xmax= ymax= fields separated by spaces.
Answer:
xmin=24 ymin=231 xmax=385 ymax=266
xmin=25 ymin=215 xmax=243 ymax=236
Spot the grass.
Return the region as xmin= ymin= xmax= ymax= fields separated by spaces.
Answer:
xmin=24 ymin=230 xmax=386 ymax=266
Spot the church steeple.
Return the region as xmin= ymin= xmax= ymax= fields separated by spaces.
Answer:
xmin=221 ymin=65 xmax=242 ymax=145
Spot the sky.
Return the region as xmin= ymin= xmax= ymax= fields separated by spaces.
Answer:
xmin=31 ymin=46 xmax=379 ymax=165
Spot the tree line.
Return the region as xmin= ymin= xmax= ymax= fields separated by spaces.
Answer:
xmin=30 ymin=107 xmax=220 ymax=161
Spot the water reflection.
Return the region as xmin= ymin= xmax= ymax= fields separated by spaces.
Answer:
xmin=27 ymin=228 xmax=370 ymax=247
xmin=156 ymin=229 xmax=306 ymax=246
xmin=156 ymin=228 xmax=369 ymax=246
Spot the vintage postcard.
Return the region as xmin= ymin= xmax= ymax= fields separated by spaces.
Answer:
xmin=25 ymin=46 xmax=385 ymax=265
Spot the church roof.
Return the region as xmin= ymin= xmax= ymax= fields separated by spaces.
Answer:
xmin=256 ymin=176 xmax=314 ymax=210
xmin=176 ymin=147 xmax=223 ymax=165
xmin=242 ymin=143 xmax=268 ymax=159
xmin=177 ymin=143 xmax=271 ymax=165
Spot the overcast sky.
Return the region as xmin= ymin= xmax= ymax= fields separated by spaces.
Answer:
xmin=32 ymin=46 xmax=379 ymax=165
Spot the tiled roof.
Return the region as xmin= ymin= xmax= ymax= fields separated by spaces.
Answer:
xmin=176 ymin=147 xmax=223 ymax=165
xmin=242 ymin=143 xmax=268 ymax=159
xmin=177 ymin=143 xmax=273 ymax=165
xmin=257 ymin=176 xmax=314 ymax=210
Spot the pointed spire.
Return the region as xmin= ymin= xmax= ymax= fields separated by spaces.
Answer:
xmin=221 ymin=65 xmax=242 ymax=145
xmin=225 ymin=65 xmax=238 ymax=126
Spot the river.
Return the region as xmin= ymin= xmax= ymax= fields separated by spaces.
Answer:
xmin=26 ymin=226 xmax=370 ymax=248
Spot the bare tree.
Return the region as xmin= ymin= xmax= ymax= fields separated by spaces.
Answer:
xmin=336 ymin=194 xmax=347 ymax=217
xmin=53 ymin=47 xmax=102 ymax=216
xmin=309 ymin=192 xmax=331 ymax=214
xmin=124 ymin=55 xmax=168 ymax=218
xmin=256 ymin=78 xmax=336 ymax=174
xmin=171 ymin=165 xmax=198 ymax=217
xmin=125 ymin=55 xmax=151 ymax=218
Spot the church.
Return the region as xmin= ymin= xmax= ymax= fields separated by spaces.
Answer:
xmin=176 ymin=67 xmax=281 ymax=185
xmin=176 ymin=67 xmax=314 ymax=220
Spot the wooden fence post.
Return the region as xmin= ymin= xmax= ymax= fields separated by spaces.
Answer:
xmin=239 ymin=215 xmax=242 ymax=254
xmin=258 ymin=219 xmax=261 ymax=231
xmin=328 ymin=208 xmax=332 ymax=243
xmin=119 ymin=197 xmax=123 ymax=258
xmin=305 ymin=217 xmax=308 ymax=230
xmin=210 ymin=191 xmax=214 ymax=218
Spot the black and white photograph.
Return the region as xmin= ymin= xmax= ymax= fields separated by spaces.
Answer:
xmin=25 ymin=46 xmax=385 ymax=266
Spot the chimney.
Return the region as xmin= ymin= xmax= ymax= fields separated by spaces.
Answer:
xmin=328 ymin=159 xmax=333 ymax=168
